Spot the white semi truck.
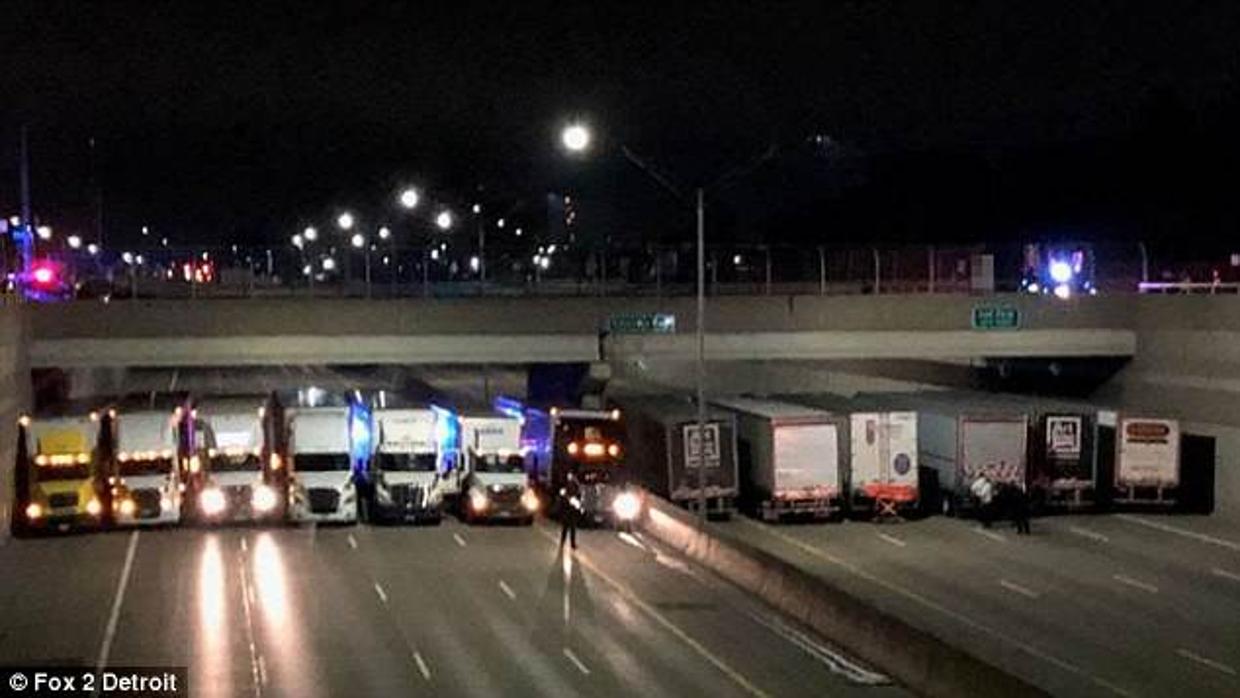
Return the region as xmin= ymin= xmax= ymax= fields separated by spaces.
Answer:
xmin=714 ymin=397 xmax=847 ymax=521
xmin=368 ymin=408 xmax=445 ymax=524
xmin=288 ymin=405 xmax=366 ymax=524
xmin=458 ymin=413 xmax=538 ymax=524
xmin=195 ymin=396 xmax=285 ymax=523
xmin=113 ymin=404 xmax=186 ymax=526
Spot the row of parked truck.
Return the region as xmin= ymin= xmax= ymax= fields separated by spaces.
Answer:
xmin=10 ymin=389 xmax=649 ymax=535
xmin=628 ymin=390 xmax=1210 ymax=522
xmin=12 ymin=386 xmax=1212 ymax=534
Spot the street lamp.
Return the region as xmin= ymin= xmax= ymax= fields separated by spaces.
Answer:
xmin=337 ymin=212 xmax=355 ymax=231
xmin=87 ymin=243 xmax=99 ymax=256
xmin=303 ymin=226 xmax=318 ymax=242
xmin=399 ymin=188 xmax=420 ymax=210
xmin=561 ymin=123 xmax=591 ymax=153
xmin=67 ymin=235 xmax=82 ymax=250
xmin=36 ymin=225 xmax=52 ymax=241
xmin=351 ymin=233 xmax=365 ymax=249
xmin=378 ymin=226 xmax=391 ymax=241
xmin=322 ymin=257 xmax=337 ymax=271
xmin=436 ymin=211 xmax=453 ymax=230
xmin=291 ymin=234 xmax=304 ymax=250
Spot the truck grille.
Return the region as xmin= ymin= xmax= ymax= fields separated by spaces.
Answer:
xmin=132 ymin=489 xmax=162 ymax=518
xmin=49 ymin=492 xmax=79 ymax=509
xmin=225 ymin=485 xmax=252 ymax=511
xmin=490 ymin=485 xmax=523 ymax=504
xmin=388 ymin=484 xmax=425 ymax=508
xmin=307 ymin=488 xmax=340 ymax=513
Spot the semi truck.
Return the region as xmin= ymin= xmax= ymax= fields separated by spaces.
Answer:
xmin=784 ymin=393 xmax=920 ymax=518
xmin=866 ymin=392 xmax=1029 ymax=517
xmin=287 ymin=399 xmax=370 ymax=524
xmin=615 ymin=395 xmax=739 ymax=518
xmin=367 ymin=406 xmax=446 ymax=524
xmin=193 ymin=395 xmax=285 ymax=523
xmin=1113 ymin=416 xmax=1181 ymax=507
xmin=11 ymin=401 xmax=115 ymax=535
xmin=516 ymin=401 xmax=640 ymax=528
xmin=458 ymin=411 xmax=538 ymax=524
xmin=713 ymin=397 xmax=846 ymax=521
xmin=112 ymin=395 xmax=191 ymax=526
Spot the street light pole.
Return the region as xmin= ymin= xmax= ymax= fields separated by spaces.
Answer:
xmin=696 ymin=187 xmax=707 ymax=525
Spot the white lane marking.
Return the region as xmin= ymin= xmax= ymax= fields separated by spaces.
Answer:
xmin=412 ymin=651 xmax=432 ymax=681
xmin=999 ymin=579 xmax=1041 ymax=599
xmin=1176 ymin=648 xmax=1237 ymax=676
xmin=618 ymin=530 xmax=647 ymax=550
xmin=347 ymin=534 xmax=358 ymax=550
xmin=1068 ymin=526 xmax=1109 ymax=543
xmin=240 ymin=536 xmax=248 ymax=552
xmin=1211 ymin=567 xmax=1240 ymax=583
xmin=562 ymin=647 xmax=592 ymax=676
xmin=453 ymin=533 xmax=467 ymax=547
xmin=257 ymin=654 xmax=268 ymax=686
xmin=741 ymin=607 xmax=889 ymax=685
xmin=1116 ymin=514 xmax=1240 ymax=553
xmin=741 ymin=519 xmax=1129 ymax=696
xmin=237 ymin=554 xmax=264 ymax=697
xmin=374 ymin=582 xmax=389 ymax=604
xmin=877 ymin=533 xmax=907 ymax=548
xmin=536 ymin=525 xmax=771 ymax=698
xmin=498 ymin=579 xmax=517 ymax=601
xmin=95 ymin=531 xmax=139 ymax=674
xmin=972 ymin=527 xmax=1006 ymax=543
xmin=1113 ymin=574 xmax=1159 ymax=594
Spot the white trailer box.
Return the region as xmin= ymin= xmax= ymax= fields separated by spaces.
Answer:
xmin=1114 ymin=417 xmax=1180 ymax=505
xmin=713 ymin=397 xmax=845 ymax=521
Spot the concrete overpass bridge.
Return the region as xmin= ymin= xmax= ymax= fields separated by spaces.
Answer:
xmin=20 ymin=294 xmax=1135 ymax=368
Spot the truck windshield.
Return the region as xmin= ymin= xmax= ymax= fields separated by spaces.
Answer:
xmin=212 ymin=454 xmax=261 ymax=473
xmin=36 ymin=464 xmax=91 ymax=481
xmin=475 ymin=454 xmax=525 ymax=474
xmin=120 ymin=457 xmax=174 ymax=477
xmin=375 ymin=452 xmax=436 ymax=472
xmin=296 ymin=453 xmax=351 ymax=471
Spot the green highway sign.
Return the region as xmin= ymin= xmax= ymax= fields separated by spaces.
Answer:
xmin=971 ymin=304 xmax=1020 ymax=331
xmin=607 ymin=313 xmax=676 ymax=334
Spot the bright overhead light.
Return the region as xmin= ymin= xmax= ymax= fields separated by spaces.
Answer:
xmin=67 ymin=235 xmax=82 ymax=249
xmin=436 ymin=211 xmax=453 ymax=230
xmin=1049 ymin=260 xmax=1073 ymax=284
xmin=497 ymin=218 xmax=505 ymax=229
xmin=322 ymin=257 xmax=337 ymax=271
xmin=378 ymin=226 xmax=391 ymax=240
xmin=337 ymin=212 xmax=355 ymax=230
xmin=291 ymin=234 xmax=304 ymax=249
xmin=399 ymin=188 xmax=420 ymax=210
xmin=36 ymin=225 xmax=52 ymax=240
xmin=561 ymin=123 xmax=591 ymax=153
xmin=87 ymin=243 xmax=100 ymax=256
xmin=472 ymin=203 xmax=482 ymax=214
xmin=303 ymin=226 xmax=318 ymax=242
xmin=351 ymin=233 xmax=365 ymax=248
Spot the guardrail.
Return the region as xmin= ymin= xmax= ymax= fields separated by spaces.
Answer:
xmin=1137 ymin=282 xmax=1240 ymax=294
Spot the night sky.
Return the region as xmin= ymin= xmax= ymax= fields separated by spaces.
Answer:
xmin=3 ymin=1 xmax=1239 ymax=256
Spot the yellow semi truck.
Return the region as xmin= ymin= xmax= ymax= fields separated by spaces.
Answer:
xmin=11 ymin=403 xmax=115 ymax=535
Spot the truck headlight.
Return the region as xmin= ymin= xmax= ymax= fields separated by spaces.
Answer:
xmin=200 ymin=487 xmax=226 ymax=516
xmin=118 ymin=498 xmax=136 ymax=517
xmin=521 ymin=489 xmax=540 ymax=513
xmin=86 ymin=497 xmax=103 ymax=517
xmin=25 ymin=502 xmax=43 ymax=520
xmin=612 ymin=491 xmax=641 ymax=521
xmin=251 ymin=484 xmax=278 ymax=513
xmin=469 ymin=490 xmax=489 ymax=513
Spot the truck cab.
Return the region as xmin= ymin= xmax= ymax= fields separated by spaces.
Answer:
xmin=367 ymin=408 xmax=444 ymax=524
xmin=458 ymin=414 xmax=538 ymax=524
xmin=113 ymin=404 xmax=187 ymax=526
xmin=288 ymin=402 xmax=367 ymax=524
xmin=547 ymin=407 xmax=638 ymax=528
xmin=195 ymin=396 xmax=285 ymax=523
xmin=12 ymin=403 xmax=114 ymax=535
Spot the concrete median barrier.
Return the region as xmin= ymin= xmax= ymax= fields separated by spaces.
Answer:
xmin=640 ymin=496 xmax=1047 ymax=698
xmin=1 ymin=305 xmax=32 ymax=539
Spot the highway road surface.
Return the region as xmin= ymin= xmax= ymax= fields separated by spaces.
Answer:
xmin=0 ymin=518 xmax=902 ymax=698
xmin=722 ymin=512 xmax=1240 ymax=698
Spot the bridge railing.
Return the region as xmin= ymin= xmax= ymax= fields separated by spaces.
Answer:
xmin=9 ymin=239 xmax=1221 ymax=301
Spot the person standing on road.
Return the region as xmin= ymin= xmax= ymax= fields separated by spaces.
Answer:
xmin=1008 ymin=483 xmax=1032 ymax=535
xmin=559 ymin=470 xmax=582 ymax=550
xmin=970 ymin=469 xmax=996 ymax=528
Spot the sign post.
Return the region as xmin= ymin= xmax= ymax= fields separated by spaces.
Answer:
xmin=971 ymin=304 xmax=1020 ymax=331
